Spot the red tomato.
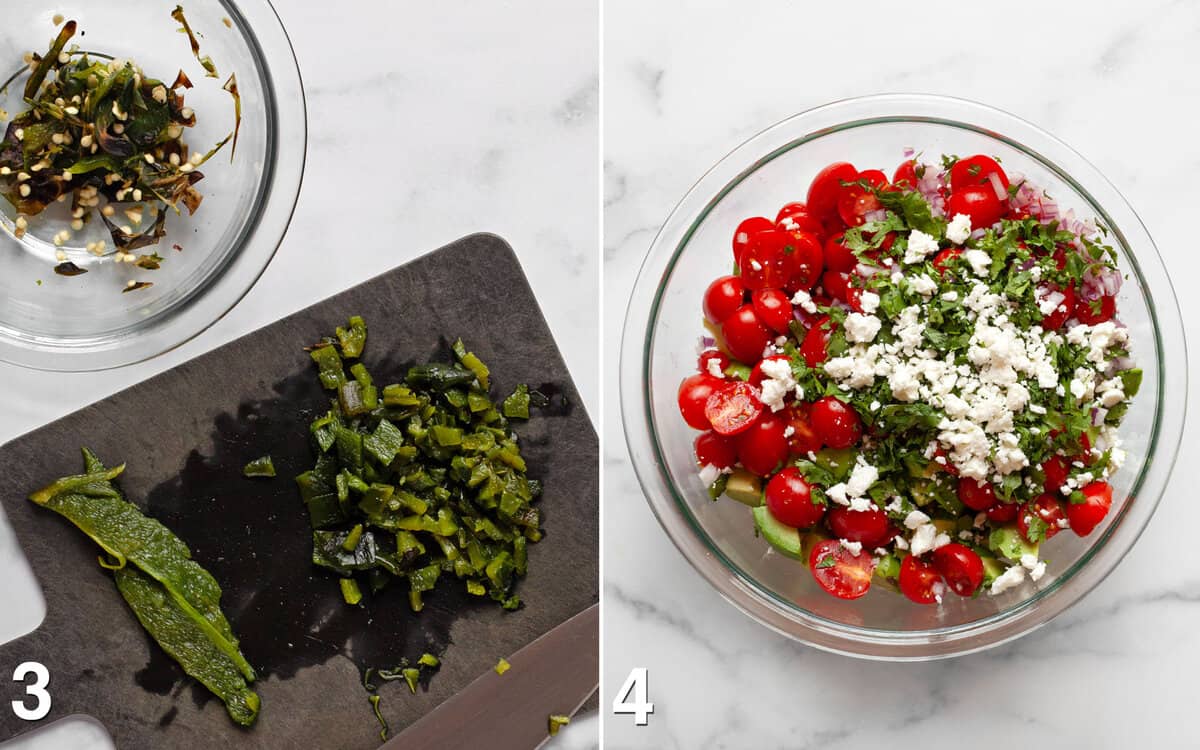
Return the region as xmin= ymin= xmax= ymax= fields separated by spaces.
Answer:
xmin=1041 ymin=455 xmax=1069 ymax=493
xmin=810 ymin=396 xmax=862 ymax=449
xmin=751 ymin=288 xmax=793 ymax=334
xmin=1037 ymin=283 xmax=1076 ymax=331
xmin=784 ymin=402 xmax=823 ymax=456
xmin=1018 ymin=494 xmax=1067 ymax=543
xmin=932 ymin=248 xmax=962 ymax=276
xmin=827 ymin=507 xmax=892 ymax=548
xmin=736 ymin=413 xmax=790 ymax=476
xmin=892 ymin=159 xmax=919 ymax=188
xmin=694 ymin=430 xmax=737 ymax=469
xmin=733 ymin=216 xmax=774 ymax=264
xmin=704 ymin=381 xmax=763 ymax=437
xmin=821 ymin=270 xmax=851 ymax=302
xmin=931 ymin=543 xmax=985 ymax=597
xmin=1075 ymin=294 xmax=1116 ymax=325
xmin=697 ymin=349 xmax=730 ymax=376
xmin=677 ymin=373 xmax=722 ymax=430
xmin=986 ymin=502 xmax=1018 ymax=523
xmin=703 ymin=275 xmax=746 ymax=325
xmin=721 ymin=304 xmax=772 ymax=363
xmin=807 ymin=162 xmax=859 ymax=220
xmin=809 ymin=539 xmax=876 ymax=600
xmin=857 ymin=169 xmax=888 ymax=189
xmin=837 ymin=184 xmax=882 ymax=227
xmin=1067 ymin=482 xmax=1113 ymax=537
xmin=748 ymin=354 xmax=791 ymax=388
xmin=765 ymin=468 xmax=825 ymax=528
xmin=780 ymin=229 xmax=824 ymax=291
xmin=739 ymin=229 xmax=792 ymax=290
xmin=800 ymin=317 xmax=834 ymax=367
xmin=824 ymin=232 xmax=858 ymax=273
xmin=945 ymin=185 xmax=1006 ymax=228
xmin=776 ymin=202 xmax=824 ymax=236
xmin=957 ymin=478 xmax=998 ymax=511
xmin=949 ymin=154 xmax=1009 ymax=192
xmin=898 ymin=554 xmax=943 ymax=604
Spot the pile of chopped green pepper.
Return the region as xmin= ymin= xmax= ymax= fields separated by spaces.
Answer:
xmin=297 ymin=316 xmax=542 ymax=613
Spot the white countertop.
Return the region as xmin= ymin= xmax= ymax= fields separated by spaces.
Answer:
xmin=604 ymin=0 xmax=1197 ymax=746
xmin=0 ymin=1 xmax=598 ymax=747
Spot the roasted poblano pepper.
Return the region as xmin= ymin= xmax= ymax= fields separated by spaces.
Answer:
xmin=298 ymin=321 xmax=542 ymax=612
xmin=29 ymin=449 xmax=258 ymax=726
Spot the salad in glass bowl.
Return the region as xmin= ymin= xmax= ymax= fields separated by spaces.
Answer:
xmin=679 ymin=151 xmax=1139 ymax=605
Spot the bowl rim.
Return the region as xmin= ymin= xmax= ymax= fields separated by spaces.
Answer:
xmin=619 ymin=93 xmax=1188 ymax=660
xmin=0 ymin=0 xmax=308 ymax=372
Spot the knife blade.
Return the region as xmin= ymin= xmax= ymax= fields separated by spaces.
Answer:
xmin=383 ymin=603 xmax=599 ymax=750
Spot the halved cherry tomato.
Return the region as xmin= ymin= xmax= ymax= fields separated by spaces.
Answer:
xmin=751 ymin=288 xmax=793 ymax=334
xmin=748 ymin=354 xmax=790 ymax=388
xmin=949 ymin=154 xmax=1009 ymax=192
xmin=809 ymin=539 xmax=876 ymax=600
xmin=704 ymin=381 xmax=763 ymax=436
xmin=933 ymin=248 xmax=962 ymax=276
xmin=827 ymin=507 xmax=891 ymax=548
xmin=784 ymin=402 xmax=823 ymax=456
xmin=721 ymin=304 xmax=772 ymax=363
xmin=946 ymin=184 xmax=1006 ymax=228
xmin=857 ymin=169 xmax=888 ymax=189
xmin=703 ymin=275 xmax=746 ymax=324
xmin=776 ymin=202 xmax=824 ymax=236
xmin=822 ymin=269 xmax=851 ymax=302
xmin=957 ymin=478 xmax=998 ymax=511
xmin=1018 ymin=493 xmax=1067 ymax=543
xmin=739 ymin=228 xmax=792 ymax=290
xmin=1041 ymin=455 xmax=1069 ymax=493
xmin=898 ymin=554 xmax=943 ymax=604
xmin=697 ymin=349 xmax=729 ymax=376
xmin=677 ymin=373 xmax=722 ymax=430
xmin=824 ymin=232 xmax=858 ymax=273
xmin=1075 ymin=294 xmax=1116 ymax=325
xmin=733 ymin=216 xmax=774 ymax=265
xmin=986 ymin=502 xmax=1019 ymax=523
xmin=694 ymin=430 xmax=737 ymax=469
xmin=800 ymin=317 xmax=833 ymax=367
xmin=765 ymin=467 xmax=825 ymax=528
xmin=931 ymin=543 xmax=985 ymax=597
xmin=807 ymin=162 xmax=859 ymax=220
xmin=810 ymin=396 xmax=862 ymax=449
xmin=779 ymin=230 xmax=824 ymax=291
xmin=736 ymin=413 xmax=790 ymax=475
xmin=837 ymin=184 xmax=882 ymax=227
xmin=892 ymin=159 xmax=919 ymax=188
xmin=1067 ymin=481 xmax=1113 ymax=537
xmin=1037 ymin=283 xmax=1076 ymax=331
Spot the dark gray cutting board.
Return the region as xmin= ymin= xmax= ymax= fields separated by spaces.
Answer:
xmin=0 ymin=234 xmax=598 ymax=749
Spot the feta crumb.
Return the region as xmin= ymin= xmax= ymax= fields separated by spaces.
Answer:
xmin=893 ymin=535 xmax=909 ymax=551
xmin=908 ymin=273 xmax=938 ymax=297
xmin=840 ymin=539 xmax=863 ymax=556
xmin=846 ymin=458 xmax=879 ymax=497
xmin=698 ymin=464 xmax=721 ymax=486
xmin=1019 ymin=553 xmax=1039 ymax=570
xmin=826 ymin=483 xmax=850 ymax=506
xmin=904 ymin=229 xmax=940 ymax=264
xmin=904 ymin=510 xmax=931 ymax=529
xmin=791 ymin=289 xmax=818 ymax=314
xmin=963 ymin=249 xmax=991 ymax=276
xmin=706 ymin=357 xmax=725 ymax=378
xmin=909 ymin=524 xmax=938 ymax=557
xmin=757 ymin=357 xmax=797 ymax=412
xmin=1029 ymin=562 xmax=1047 ymax=581
xmin=844 ymin=313 xmax=882 ymax=343
xmin=946 ymin=213 xmax=972 ymax=244
xmin=857 ymin=291 xmax=881 ymax=314
xmin=989 ymin=564 xmax=1027 ymax=595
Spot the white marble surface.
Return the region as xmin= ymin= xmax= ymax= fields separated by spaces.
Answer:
xmin=0 ymin=0 xmax=598 ymax=747
xmin=604 ymin=0 xmax=1198 ymax=746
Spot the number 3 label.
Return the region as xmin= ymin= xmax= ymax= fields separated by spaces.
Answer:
xmin=612 ymin=667 xmax=653 ymax=726
xmin=11 ymin=662 xmax=50 ymax=721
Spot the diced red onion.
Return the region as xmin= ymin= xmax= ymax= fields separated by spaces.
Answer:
xmin=864 ymin=209 xmax=888 ymax=223
xmin=988 ymin=171 xmax=1007 ymax=201
xmin=1092 ymin=407 xmax=1108 ymax=427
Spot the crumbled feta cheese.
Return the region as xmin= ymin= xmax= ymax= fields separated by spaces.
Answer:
xmin=857 ymin=291 xmax=881 ymax=314
xmin=963 ymin=249 xmax=991 ymax=276
xmin=958 ymin=530 xmax=974 ymax=540
xmin=849 ymin=496 xmax=875 ymax=512
xmin=932 ymin=580 xmax=947 ymax=605
xmin=903 ymin=510 xmax=931 ymax=530
xmin=904 ymin=229 xmax=940 ymax=264
xmin=946 ymin=213 xmax=972 ymax=244
xmin=1029 ymin=562 xmax=1047 ymax=581
xmin=908 ymin=273 xmax=938 ymax=297
xmin=706 ymin=357 xmax=725 ymax=378
xmin=909 ymin=524 xmax=938 ymax=557
xmin=893 ymin=535 xmax=909 ymax=551
xmin=698 ymin=464 xmax=721 ymax=486
xmin=840 ymin=539 xmax=863 ymax=556
xmin=826 ymin=483 xmax=849 ymax=506
xmin=844 ymin=313 xmax=882 ymax=343
xmin=757 ymin=357 xmax=797 ymax=412
xmin=942 ymin=291 xmax=959 ymax=302
xmin=989 ymin=564 xmax=1027 ymax=595
xmin=791 ymin=289 xmax=818 ymax=314
xmin=783 ymin=425 xmax=795 ymax=438
xmin=1019 ymin=553 xmax=1039 ymax=570
xmin=846 ymin=458 xmax=879 ymax=497
xmin=932 ymin=532 xmax=951 ymax=551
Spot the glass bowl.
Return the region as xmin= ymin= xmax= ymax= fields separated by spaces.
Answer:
xmin=620 ymin=94 xmax=1187 ymax=659
xmin=0 ymin=0 xmax=305 ymax=371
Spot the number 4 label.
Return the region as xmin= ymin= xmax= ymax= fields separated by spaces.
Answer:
xmin=12 ymin=662 xmax=50 ymax=721
xmin=612 ymin=667 xmax=654 ymax=726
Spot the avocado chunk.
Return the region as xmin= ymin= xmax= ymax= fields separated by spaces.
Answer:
xmin=752 ymin=505 xmax=804 ymax=560
xmin=931 ymin=518 xmax=957 ymax=536
xmin=988 ymin=524 xmax=1039 ymax=562
xmin=980 ymin=555 xmax=1005 ymax=587
xmin=724 ymin=469 xmax=763 ymax=507
xmin=812 ymin=448 xmax=856 ymax=481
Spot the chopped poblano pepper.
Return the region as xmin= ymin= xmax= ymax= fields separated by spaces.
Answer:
xmin=549 ymin=714 xmax=571 ymax=736
xmin=502 ymin=384 xmax=531 ymax=419
xmin=340 ymin=577 xmax=363 ymax=605
xmin=495 ymin=658 xmax=511 ymax=675
xmin=242 ymin=455 xmax=276 ymax=478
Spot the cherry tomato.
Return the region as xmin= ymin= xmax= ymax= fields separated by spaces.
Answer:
xmin=733 ymin=216 xmax=774 ymax=264
xmin=765 ymin=467 xmax=825 ymax=528
xmin=933 ymin=248 xmax=962 ymax=276
xmin=821 ymin=269 xmax=851 ymax=302
xmin=807 ymin=162 xmax=859 ymax=221
xmin=1075 ymin=294 xmax=1116 ymax=325
xmin=892 ymin=159 xmax=919 ymax=188
xmin=1067 ymin=481 xmax=1113 ymax=537
xmin=736 ymin=413 xmax=790 ymax=476
xmin=945 ymin=184 xmax=1006 ymax=229
xmin=694 ymin=430 xmax=737 ymax=469
xmin=837 ymin=184 xmax=882 ymax=227
xmin=751 ymin=288 xmax=793 ymax=335
xmin=810 ymin=396 xmax=862 ymax=449
xmin=739 ymin=229 xmax=792 ymax=290
xmin=1037 ymin=283 xmax=1076 ymax=331
xmin=776 ymin=202 xmax=824 ymax=235
xmin=1041 ymin=455 xmax=1069 ymax=493
xmin=949 ymin=154 xmax=1009 ymax=191
xmin=784 ymin=402 xmax=823 ymax=456
xmin=677 ymin=373 xmax=722 ymax=430
xmin=931 ymin=543 xmax=985 ymax=597
xmin=957 ymin=478 xmax=998 ymax=511
xmin=824 ymin=232 xmax=858 ymax=273
xmin=986 ymin=502 xmax=1018 ymax=523
xmin=779 ymin=229 xmax=824 ymax=291
xmin=1018 ymin=494 xmax=1067 ymax=543
xmin=809 ymin=539 xmax=875 ymax=600
xmin=748 ymin=354 xmax=791 ymax=388
xmin=827 ymin=507 xmax=892 ymax=548
xmin=857 ymin=169 xmax=888 ymax=189
xmin=704 ymin=381 xmax=763 ymax=437
xmin=703 ymin=275 xmax=746 ymax=325
xmin=721 ymin=304 xmax=772 ymax=363
xmin=898 ymin=554 xmax=943 ymax=604
xmin=800 ymin=317 xmax=833 ymax=368
xmin=698 ymin=349 xmax=730 ymax=376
